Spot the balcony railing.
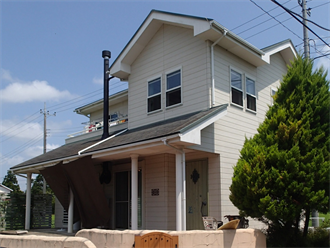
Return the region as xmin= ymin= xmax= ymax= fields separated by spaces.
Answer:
xmin=68 ymin=116 xmax=128 ymax=138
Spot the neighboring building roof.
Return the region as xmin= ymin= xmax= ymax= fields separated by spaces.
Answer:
xmin=0 ymin=184 xmax=13 ymax=194
xmin=109 ymin=9 xmax=296 ymax=80
xmin=74 ymin=89 xmax=128 ymax=116
xmin=11 ymin=104 xmax=227 ymax=173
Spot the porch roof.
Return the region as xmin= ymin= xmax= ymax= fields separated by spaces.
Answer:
xmin=11 ymin=104 xmax=227 ymax=173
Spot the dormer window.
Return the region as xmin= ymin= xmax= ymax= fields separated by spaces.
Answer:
xmin=231 ymin=69 xmax=243 ymax=107
xmin=246 ymin=77 xmax=256 ymax=111
xmin=148 ymin=77 xmax=161 ymax=112
xmin=166 ymin=70 xmax=181 ymax=107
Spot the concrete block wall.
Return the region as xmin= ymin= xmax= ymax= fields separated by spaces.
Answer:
xmin=0 ymin=235 xmax=96 ymax=248
xmin=76 ymin=228 xmax=266 ymax=248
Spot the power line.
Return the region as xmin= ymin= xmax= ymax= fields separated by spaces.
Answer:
xmin=248 ymin=0 xmax=303 ymax=41
xmin=0 ymin=112 xmax=42 ymax=138
xmin=271 ymin=0 xmax=330 ymax=49
xmin=231 ymin=0 xmax=291 ymax=31
xmin=0 ymin=118 xmax=44 ymax=144
xmin=283 ymin=4 xmax=330 ymax=31
xmin=0 ymin=133 xmax=43 ymax=164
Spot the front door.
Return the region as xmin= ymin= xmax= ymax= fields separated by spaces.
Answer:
xmin=115 ymin=171 xmax=130 ymax=229
xmin=115 ymin=170 xmax=142 ymax=229
xmin=186 ymin=159 xmax=208 ymax=230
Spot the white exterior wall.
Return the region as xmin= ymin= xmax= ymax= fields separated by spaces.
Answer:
xmin=212 ymin=45 xmax=288 ymax=227
xmin=144 ymin=154 xmax=176 ymax=230
xmin=89 ymin=100 xmax=128 ymax=123
xmin=128 ymin=24 xmax=210 ymax=129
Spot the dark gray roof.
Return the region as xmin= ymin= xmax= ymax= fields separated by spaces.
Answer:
xmin=11 ymin=104 xmax=227 ymax=170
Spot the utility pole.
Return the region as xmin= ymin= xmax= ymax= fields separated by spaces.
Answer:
xmin=299 ymin=0 xmax=318 ymax=227
xmin=299 ymin=0 xmax=311 ymax=58
xmin=40 ymin=102 xmax=56 ymax=193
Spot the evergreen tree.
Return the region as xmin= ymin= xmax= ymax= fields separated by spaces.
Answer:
xmin=229 ymin=55 xmax=330 ymax=240
xmin=2 ymin=170 xmax=22 ymax=193
xmin=31 ymin=174 xmax=52 ymax=195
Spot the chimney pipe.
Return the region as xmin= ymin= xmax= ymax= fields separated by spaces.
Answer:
xmin=102 ymin=50 xmax=111 ymax=139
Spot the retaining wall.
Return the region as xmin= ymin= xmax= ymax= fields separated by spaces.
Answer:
xmin=76 ymin=228 xmax=266 ymax=248
xmin=0 ymin=235 xmax=96 ymax=248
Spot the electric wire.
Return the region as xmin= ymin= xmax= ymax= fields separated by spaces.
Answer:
xmin=1 ymin=80 xmax=126 ymax=141
xmin=248 ymin=0 xmax=303 ymax=41
xmin=0 ymin=117 xmax=43 ymax=144
xmin=231 ymin=0 xmax=291 ymax=31
xmin=284 ymin=3 xmax=330 ymax=31
xmin=271 ymin=0 xmax=330 ymax=49
xmin=238 ymin=2 xmax=300 ymax=36
xmin=0 ymin=111 xmax=41 ymax=137
xmin=0 ymin=133 xmax=43 ymax=164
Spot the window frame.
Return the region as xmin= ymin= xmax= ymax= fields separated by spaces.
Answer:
xmin=147 ymin=76 xmax=162 ymax=113
xmin=165 ymin=69 xmax=182 ymax=108
xmin=245 ymin=75 xmax=256 ymax=112
xmin=270 ymin=87 xmax=277 ymax=106
xmin=230 ymin=68 xmax=244 ymax=108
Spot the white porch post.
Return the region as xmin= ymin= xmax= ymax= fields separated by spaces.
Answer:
xmin=131 ymin=154 xmax=139 ymax=230
xmin=68 ymin=188 xmax=74 ymax=233
xmin=25 ymin=172 xmax=32 ymax=230
xmin=182 ymin=152 xmax=186 ymax=231
xmin=175 ymin=152 xmax=183 ymax=231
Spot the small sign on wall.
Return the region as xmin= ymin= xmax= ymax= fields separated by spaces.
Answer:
xmin=151 ymin=188 xmax=159 ymax=196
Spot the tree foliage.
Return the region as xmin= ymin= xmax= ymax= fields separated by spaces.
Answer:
xmin=229 ymin=55 xmax=330 ymax=239
xmin=31 ymin=174 xmax=52 ymax=195
xmin=2 ymin=170 xmax=22 ymax=193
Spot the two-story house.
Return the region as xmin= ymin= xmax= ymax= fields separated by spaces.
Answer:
xmin=11 ymin=10 xmax=296 ymax=232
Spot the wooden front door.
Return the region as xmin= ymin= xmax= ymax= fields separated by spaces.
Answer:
xmin=186 ymin=159 xmax=208 ymax=230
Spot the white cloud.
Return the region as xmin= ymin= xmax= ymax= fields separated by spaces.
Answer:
xmin=93 ymin=76 xmax=103 ymax=85
xmin=0 ymin=119 xmax=43 ymax=140
xmin=0 ymin=69 xmax=74 ymax=103
xmin=1 ymin=68 xmax=15 ymax=82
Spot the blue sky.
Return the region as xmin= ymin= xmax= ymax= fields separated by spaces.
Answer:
xmin=1 ymin=0 xmax=329 ymax=189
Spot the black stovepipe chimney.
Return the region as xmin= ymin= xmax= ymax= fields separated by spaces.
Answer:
xmin=102 ymin=50 xmax=111 ymax=139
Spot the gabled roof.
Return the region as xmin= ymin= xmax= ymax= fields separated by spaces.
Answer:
xmin=110 ymin=10 xmax=296 ymax=80
xmin=11 ymin=104 xmax=227 ymax=173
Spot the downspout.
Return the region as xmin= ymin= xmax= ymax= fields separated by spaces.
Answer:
xmin=211 ymin=29 xmax=227 ymax=106
xmin=162 ymin=139 xmax=186 ymax=231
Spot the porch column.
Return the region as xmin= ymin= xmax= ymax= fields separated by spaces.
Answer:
xmin=25 ymin=172 xmax=32 ymax=230
xmin=131 ymin=154 xmax=139 ymax=230
xmin=175 ymin=152 xmax=183 ymax=231
xmin=182 ymin=152 xmax=186 ymax=231
xmin=68 ymin=188 xmax=74 ymax=233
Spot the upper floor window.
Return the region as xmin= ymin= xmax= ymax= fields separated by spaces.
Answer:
xmin=166 ymin=70 xmax=181 ymax=107
xmin=246 ymin=77 xmax=256 ymax=111
xmin=271 ymin=87 xmax=277 ymax=106
xmin=231 ymin=69 xmax=243 ymax=106
xmin=148 ymin=77 xmax=161 ymax=112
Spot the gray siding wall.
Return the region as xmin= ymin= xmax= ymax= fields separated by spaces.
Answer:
xmin=128 ymin=24 xmax=210 ymax=129
xmin=144 ymin=154 xmax=176 ymax=230
xmin=90 ymin=101 xmax=128 ymax=123
xmin=212 ymin=47 xmax=288 ymax=226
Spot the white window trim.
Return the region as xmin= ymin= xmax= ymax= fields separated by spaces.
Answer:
xmin=245 ymin=74 xmax=257 ymax=113
xmin=230 ymin=67 xmax=244 ymax=109
xmin=147 ymin=75 xmax=162 ymax=114
xmin=165 ymin=68 xmax=182 ymax=109
xmin=270 ymin=87 xmax=277 ymax=106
